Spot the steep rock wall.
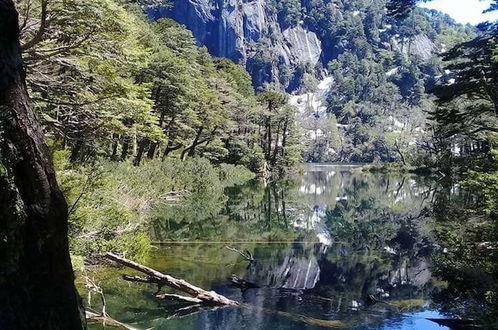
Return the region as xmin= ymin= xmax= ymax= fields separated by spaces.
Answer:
xmin=149 ymin=1 xmax=452 ymax=94
xmin=149 ymin=0 xmax=322 ymax=91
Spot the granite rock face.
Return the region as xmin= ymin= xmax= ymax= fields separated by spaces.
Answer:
xmin=390 ymin=33 xmax=438 ymax=60
xmin=150 ymin=1 xmax=441 ymax=91
xmin=281 ymin=25 xmax=322 ymax=66
xmin=149 ymin=0 xmax=322 ymax=91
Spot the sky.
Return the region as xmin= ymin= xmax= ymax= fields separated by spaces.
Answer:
xmin=418 ymin=0 xmax=498 ymax=25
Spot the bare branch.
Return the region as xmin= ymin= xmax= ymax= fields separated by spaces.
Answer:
xmin=105 ymin=252 xmax=239 ymax=306
xmin=21 ymin=0 xmax=49 ymax=51
xmin=225 ymin=246 xmax=254 ymax=263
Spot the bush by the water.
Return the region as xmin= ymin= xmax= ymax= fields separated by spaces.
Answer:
xmin=53 ymin=150 xmax=254 ymax=262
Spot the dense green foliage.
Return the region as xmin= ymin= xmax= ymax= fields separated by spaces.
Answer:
xmin=54 ymin=148 xmax=254 ymax=260
xmin=322 ymin=3 xmax=474 ymax=162
xmin=9 ymin=0 xmax=498 ymax=326
xmin=399 ymin=1 xmax=498 ymax=325
xmin=15 ymin=0 xmax=303 ymax=259
xmin=17 ymin=0 xmax=302 ymax=174
xmin=264 ymin=0 xmax=475 ymax=162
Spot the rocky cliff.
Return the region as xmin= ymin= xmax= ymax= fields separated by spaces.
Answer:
xmin=148 ymin=0 xmax=473 ymax=162
xmin=149 ymin=0 xmax=458 ymax=92
xmin=149 ymin=0 xmax=323 ymax=91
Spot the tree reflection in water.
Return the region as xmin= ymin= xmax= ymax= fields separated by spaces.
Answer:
xmin=87 ymin=165 xmax=473 ymax=329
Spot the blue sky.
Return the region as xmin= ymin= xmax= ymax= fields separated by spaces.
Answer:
xmin=419 ymin=0 xmax=498 ymax=24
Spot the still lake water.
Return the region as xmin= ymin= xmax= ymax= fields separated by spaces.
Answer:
xmin=85 ymin=164 xmax=449 ymax=330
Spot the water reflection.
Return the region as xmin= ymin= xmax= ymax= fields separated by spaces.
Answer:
xmin=88 ymin=165 xmax=448 ymax=329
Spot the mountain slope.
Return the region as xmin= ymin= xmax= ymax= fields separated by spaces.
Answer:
xmin=150 ymin=0 xmax=475 ymax=162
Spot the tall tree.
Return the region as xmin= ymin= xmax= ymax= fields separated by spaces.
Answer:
xmin=0 ymin=1 xmax=86 ymax=329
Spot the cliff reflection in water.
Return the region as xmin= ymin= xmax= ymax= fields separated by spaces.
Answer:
xmin=90 ymin=165 xmax=445 ymax=329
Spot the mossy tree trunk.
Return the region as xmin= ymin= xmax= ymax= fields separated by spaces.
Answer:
xmin=0 ymin=1 xmax=86 ymax=329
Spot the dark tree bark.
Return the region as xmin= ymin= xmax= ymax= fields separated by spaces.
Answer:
xmin=181 ymin=127 xmax=204 ymax=160
xmin=281 ymin=119 xmax=288 ymax=157
xmin=180 ymin=126 xmax=218 ymax=160
xmin=147 ymin=101 xmax=165 ymax=160
xmin=121 ymin=135 xmax=131 ymax=161
xmin=147 ymin=141 xmax=158 ymax=159
xmin=0 ymin=1 xmax=86 ymax=329
xmin=133 ymin=138 xmax=149 ymax=166
xmin=271 ymin=121 xmax=281 ymax=166
xmin=162 ymin=142 xmax=183 ymax=159
xmin=111 ymin=133 xmax=120 ymax=160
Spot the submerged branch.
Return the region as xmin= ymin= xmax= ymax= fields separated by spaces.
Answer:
xmin=86 ymin=311 xmax=139 ymax=330
xmin=225 ymin=246 xmax=255 ymax=262
xmin=156 ymin=293 xmax=203 ymax=304
xmin=104 ymin=253 xmax=347 ymax=328
xmin=105 ymin=252 xmax=239 ymax=306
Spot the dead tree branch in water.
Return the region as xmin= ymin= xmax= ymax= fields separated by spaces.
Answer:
xmin=104 ymin=253 xmax=348 ymax=328
xmin=225 ymin=246 xmax=255 ymax=263
xmin=156 ymin=293 xmax=203 ymax=304
xmin=84 ymin=273 xmax=139 ymax=330
xmin=105 ymin=252 xmax=239 ymax=306
xmin=86 ymin=311 xmax=140 ymax=330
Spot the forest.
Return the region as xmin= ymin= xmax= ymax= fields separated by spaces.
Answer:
xmin=0 ymin=0 xmax=497 ymax=329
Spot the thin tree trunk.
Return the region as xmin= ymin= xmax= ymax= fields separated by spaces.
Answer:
xmin=111 ymin=134 xmax=119 ymax=160
xmin=147 ymin=141 xmax=158 ymax=159
xmin=0 ymin=2 xmax=86 ymax=328
xmin=281 ymin=120 xmax=288 ymax=157
xmin=271 ymin=121 xmax=281 ymax=166
xmin=133 ymin=138 xmax=149 ymax=166
xmin=147 ymin=112 xmax=164 ymax=159
xmin=162 ymin=142 xmax=183 ymax=159
xmin=266 ymin=116 xmax=272 ymax=160
xmin=121 ymin=135 xmax=131 ymax=161
xmin=182 ymin=127 xmax=204 ymax=160
xmin=394 ymin=139 xmax=407 ymax=165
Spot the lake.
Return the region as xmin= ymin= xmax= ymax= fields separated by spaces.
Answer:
xmin=84 ymin=164 xmax=450 ymax=330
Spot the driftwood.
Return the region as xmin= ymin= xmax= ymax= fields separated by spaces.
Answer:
xmin=156 ymin=293 xmax=203 ymax=304
xmin=105 ymin=253 xmax=348 ymax=328
xmin=105 ymin=252 xmax=238 ymax=306
xmin=84 ymin=272 xmax=140 ymax=330
xmin=164 ymin=304 xmax=224 ymax=320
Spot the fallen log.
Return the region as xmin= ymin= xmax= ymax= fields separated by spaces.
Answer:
xmin=104 ymin=253 xmax=347 ymax=328
xmin=156 ymin=293 xmax=203 ymax=304
xmin=105 ymin=252 xmax=238 ymax=306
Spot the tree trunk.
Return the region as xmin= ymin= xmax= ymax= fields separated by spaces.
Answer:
xmin=147 ymin=142 xmax=158 ymax=159
xmin=133 ymin=138 xmax=149 ymax=166
xmin=181 ymin=127 xmax=204 ymax=160
xmin=281 ymin=119 xmax=288 ymax=157
xmin=394 ymin=139 xmax=407 ymax=165
xmin=266 ymin=116 xmax=272 ymax=160
xmin=147 ymin=112 xmax=164 ymax=159
xmin=105 ymin=253 xmax=238 ymax=306
xmin=111 ymin=134 xmax=119 ymax=160
xmin=162 ymin=141 xmax=183 ymax=160
xmin=121 ymin=135 xmax=131 ymax=161
xmin=271 ymin=121 xmax=281 ymax=166
xmin=0 ymin=1 xmax=86 ymax=329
